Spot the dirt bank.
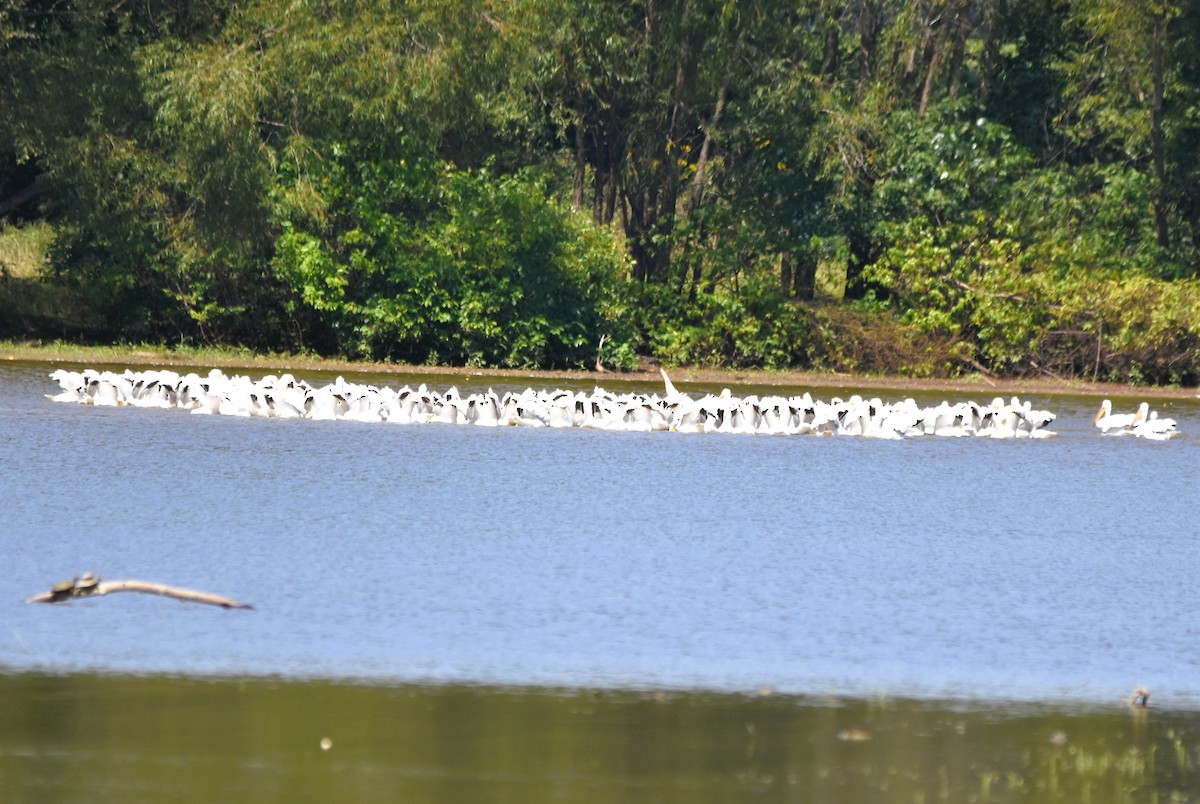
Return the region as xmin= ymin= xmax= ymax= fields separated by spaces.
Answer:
xmin=4 ymin=342 xmax=1197 ymax=399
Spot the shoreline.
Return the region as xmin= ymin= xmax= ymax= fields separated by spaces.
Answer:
xmin=4 ymin=340 xmax=1197 ymax=400
xmin=0 ymin=663 xmax=1190 ymax=713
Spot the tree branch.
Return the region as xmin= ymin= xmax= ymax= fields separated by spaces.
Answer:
xmin=25 ymin=574 xmax=254 ymax=609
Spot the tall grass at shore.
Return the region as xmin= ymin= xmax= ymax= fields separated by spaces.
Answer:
xmin=0 ymin=221 xmax=53 ymax=279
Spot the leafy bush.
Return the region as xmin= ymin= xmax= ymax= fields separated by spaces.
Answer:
xmin=868 ymin=223 xmax=1200 ymax=382
xmin=273 ymin=156 xmax=636 ymax=369
xmin=646 ymin=279 xmax=822 ymax=369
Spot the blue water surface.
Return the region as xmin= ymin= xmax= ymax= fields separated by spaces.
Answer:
xmin=2 ymin=363 xmax=1197 ymax=708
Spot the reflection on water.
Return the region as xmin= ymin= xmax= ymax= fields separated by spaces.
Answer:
xmin=1 ymin=672 xmax=1197 ymax=802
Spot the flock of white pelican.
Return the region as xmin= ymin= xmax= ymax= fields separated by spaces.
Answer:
xmin=44 ymin=367 xmax=1180 ymax=440
xmin=1092 ymin=398 xmax=1180 ymax=440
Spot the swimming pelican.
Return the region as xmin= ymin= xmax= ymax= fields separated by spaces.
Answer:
xmin=64 ymin=365 xmax=1191 ymax=447
xmin=307 ymin=387 xmax=348 ymax=420
xmin=265 ymin=393 xmax=304 ymax=419
xmin=381 ymin=389 xmax=416 ymax=424
xmin=669 ymin=408 xmax=705 ymax=433
xmin=547 ymin=400 xmax=575 ymax=428
xmin=1130 ymin=408 xmax=1178 ymax=440
xmin=1093 ymin=399 xmax=1142 ymax=434
xmin=190 ymin=390 xmax=222 ymax=415
xmin=468 ymin=392 xmax=501 ymax=426
xmin=757 ymin=398 xmax=792 ymax=435
xmin=45 ymin=369 xmax=87 ymax=403
xmin=342 ymin=390 xmax=383 ymax=422
xmin=86 ymin=377 xmax=124 ymax=406
xmin=1017 ymin=400 xmax=1056 ymax=437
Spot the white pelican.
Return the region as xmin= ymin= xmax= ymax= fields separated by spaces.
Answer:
xmin=984 ymin=408 xmax=1021 ymax=439
xmin=1130 ymin=407 xmax=1178 ymax=440
xmin=62 ymin=366 xmax=1172 ymax=447
xmin=878 ymin=399 xmax=923 ymax=438
xmin=86 ymin=376 xmax=123 ymax=406
xmin=757 ymin=398 xmax=792 ymax=435
xmin=727 ymin=400 xmax=759 ymax=435
xmin=429 ymin=398 xmax=460 ymax=425
xmin=671 ymin=410 xmax=706 ymax=433
xmin=1093 ymin=399 xmax=1143 ymax=434
xmin=190 ymin=390 xmax=222 ymax=415
xmin=544 ymin=404 xmax=570 ymax=428
xmin=307 ymin=388 xmax=348 ymax=420
xmin=342 ymin=391 xmax=383 ymax=422
xmin=382 ymin=390 xmax=417 ymax=424
xmin=1017 ymin=400 xmax=1056 ymax=437
xmin=265 ymin=393 xmax=304 ymax=419
xmin=660 ymin=367 xmax=684 ymax=400
xmin=46 ymin=369 xmax=87 ymax=403
xmin=468 ymin=392 xmax=501 ymax=426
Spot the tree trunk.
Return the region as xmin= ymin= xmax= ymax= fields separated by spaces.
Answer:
xmin=843 ymin=227 xmax=879 ymax=301
xmin=792 ymin=250 xmax=817 ymax=301
xmin=857 ymin=0 xmax=878 ymax=86
xmin=979 ymin=0 xmax=1007 ymax=99
xmin=946 ymin=1 xmax=971 ymax=98
xmin=603 ymin=125 xmax=620 ymax=224
xmin=685 ymin=74 xmax=730 ymax=219
xmin=1150 ymin=5 xmax=1170 ymax=250
xmin=573 ymin=117 xmax=586 ymax=211
xmin=821 ymin=5 xmax=844 ymax=81
xmin=592 ymin=127 xmax=606 ymax=222
xmin=917 ymin=29 xmax=942 ymax=117
xmin=625 ymin=0 xmax=696 ymax=284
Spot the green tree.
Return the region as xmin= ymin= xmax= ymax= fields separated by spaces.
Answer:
xmin=273 ymin=157 xmax=634 ymax=368
xmin=1057 ymin=0 xmax=1200 ymax=277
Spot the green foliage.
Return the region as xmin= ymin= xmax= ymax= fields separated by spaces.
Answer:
xmin=1005 ymin=163 xmax=1171 ymax=278
xmin=861 ymin=97 xmax=1200 ymax=381
xmin=3 ymin=0 xmax=1200 ymax=381
xmin=646 ymin=279 xmax=821 ymax=370
xmin=273 ymin=156 xmax=635 ymax=369
xmin=874 ymin=103 xmax=1035 ymax=230
xmin=1088 ymin=274 xmax=1200 ymax=384
xmin=869 ymin=217 xmax=1200 ymax=383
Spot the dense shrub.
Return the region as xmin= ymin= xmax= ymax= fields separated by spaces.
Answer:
xmin=273 ymin=157 xmax=637 ymax=369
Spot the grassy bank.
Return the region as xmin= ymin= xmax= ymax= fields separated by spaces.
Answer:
xmin=5 ymin=339 xmax=1197 ymax=400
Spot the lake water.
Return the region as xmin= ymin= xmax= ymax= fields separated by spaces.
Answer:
xmin=2 ymin=360 xmax=1198 ymax=800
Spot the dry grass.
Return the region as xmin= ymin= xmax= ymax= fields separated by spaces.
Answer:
xmin=0 ymin=222 xmax=54 ymax=279
xmin=812 ymin=303 xmax=969 ymax=377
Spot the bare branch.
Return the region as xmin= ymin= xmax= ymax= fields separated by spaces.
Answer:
xmin=25 ymin=574 xmax=253 ymax=610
